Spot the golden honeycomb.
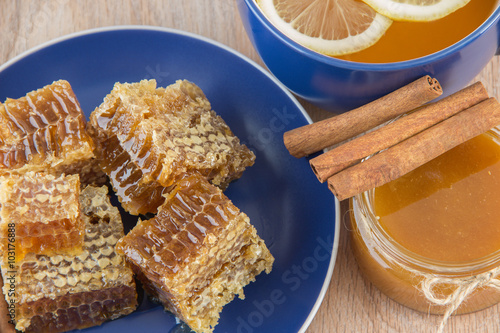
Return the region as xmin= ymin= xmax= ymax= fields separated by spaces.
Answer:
xmin=18 ymin=285 xmax=137 ymax=333
xmin=0 ymin=172 xmax=84 ymax=262
xmin=0 ymin=78 xmax=270 ymax=332
xmin=89 ymin=79 xmax=255 ymax=215
xmin=0 ymin=80 xmax=105 ymax=184
xmin=0 ymin=185 xmax=137 ymax=332
xmin=93 ymin=135 xmax=167 ymax=216
xmin=116 ymin=173 xmax=273 ymax=333
xmin=0 ymin=272 xmax=15 ymax=333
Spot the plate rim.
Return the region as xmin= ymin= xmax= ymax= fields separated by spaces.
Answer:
xmin=0 ymin=25 xmax=341 ymax=333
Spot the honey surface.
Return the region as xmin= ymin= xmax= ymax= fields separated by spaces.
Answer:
xmin=374 ymin=133 xmax=500 ymax=262
xmin=1 ymin=185 xmax=137 ymax=332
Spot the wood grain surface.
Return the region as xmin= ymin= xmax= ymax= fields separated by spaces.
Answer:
xmin=1 ymin=1 xmax=500 ymax=332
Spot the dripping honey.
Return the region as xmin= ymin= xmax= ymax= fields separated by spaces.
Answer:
xmin=337 ymin=0 xmax=498 ymax=63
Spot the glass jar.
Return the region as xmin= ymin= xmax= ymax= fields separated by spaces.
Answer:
xmin=349 ymin=131 xmax=500 ymax=316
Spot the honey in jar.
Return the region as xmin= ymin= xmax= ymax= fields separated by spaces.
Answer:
xmin=350 ymin=128 xmax=500 ymax=316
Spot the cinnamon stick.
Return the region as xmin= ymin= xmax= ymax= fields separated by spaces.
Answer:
xmin=328 ymin=97 xmax=500 ymax=201
xmin=284 ymin=75 xmax=443 ymax=158
xmin=310 ymin=82 xmax=488 ymax=182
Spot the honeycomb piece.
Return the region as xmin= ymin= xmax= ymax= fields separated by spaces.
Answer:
xmin=18 ymin=285 xmax=137 ymax=333
xmin=89 ymin=79 xmax=255 ymax=215
xmin=116 ymin=173 xmax=273 ymax=333
xmin=0 ymin=271 xmax=15 ymax=332
xmin=0 ymin=172 xmax=83 ymax=262
xmin=95 ymin=135 xmax=167 ymax=215
xmin=0 ymin=185 xmax=137 ymax=332
xmin=0 ymin=80 xmax=104 ymax=184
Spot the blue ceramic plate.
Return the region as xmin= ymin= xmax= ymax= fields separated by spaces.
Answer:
xmin=0 ymin=26 xmax=339 ymax=333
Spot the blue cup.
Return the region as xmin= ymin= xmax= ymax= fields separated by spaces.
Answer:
xmin=237 ymin=0 xmax=500 ymax=112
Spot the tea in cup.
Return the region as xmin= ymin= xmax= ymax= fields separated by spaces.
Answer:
xmin=238 ymin=0 xmax=500 ymax=111
xmin=336 ymin=0 xmax=498 ymax=63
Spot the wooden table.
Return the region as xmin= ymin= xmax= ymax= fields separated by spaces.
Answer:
xmin=1 ymin=1 xmax=499 ymax=332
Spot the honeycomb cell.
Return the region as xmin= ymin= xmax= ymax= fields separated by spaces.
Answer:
xmin=89 ymin=79 xmax=255 ymax=215
xmin=116 ymin=173 xmax=273 ymax=333
xmin=0 ymin=172 xmax=83 ymax=262
xmin=18 ymin=285 xmax=137 ymax=333
xmin=0 ymin=185 xmax=137 ymax=332
xmin=0 ymin=80 xmax=105 ymax=185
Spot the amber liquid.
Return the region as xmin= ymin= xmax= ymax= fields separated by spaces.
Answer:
xmin=337 ymin=0 xmax=498 ymax=63
xmin=374 ymin=132 xmax=500 ymax=262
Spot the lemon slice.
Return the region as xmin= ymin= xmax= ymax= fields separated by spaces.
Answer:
xmin=361 ymin=0 xmax=471 ymax=22
xmin=256 ymin=0 xmax=392 ymax=56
